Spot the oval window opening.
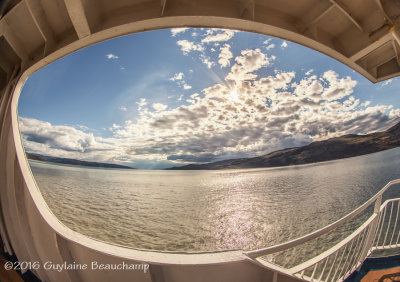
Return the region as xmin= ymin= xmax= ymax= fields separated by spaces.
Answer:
xmin=17 ymin=28 xmax=400 ymax=267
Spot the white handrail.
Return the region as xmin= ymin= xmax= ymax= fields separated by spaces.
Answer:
xmin=244 ymin=180 xmax=400 ymax=282
xmin=245 ymin=179 xmax=400 ymax=259
xmin=287 ymin=215 xmax=376 ymax=274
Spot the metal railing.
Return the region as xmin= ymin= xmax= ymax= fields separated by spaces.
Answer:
xmin=244 ymin=179 xmax=400 ymax=282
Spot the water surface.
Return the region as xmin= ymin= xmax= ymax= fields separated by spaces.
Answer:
xmin=29 ymin=148 xmax=400 ymax=263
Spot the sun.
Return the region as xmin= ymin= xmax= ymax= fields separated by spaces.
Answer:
xmin=228 ymin=88 xmax=239 ymax=102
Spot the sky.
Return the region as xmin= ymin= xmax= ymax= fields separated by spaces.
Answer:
xmin=18 ymin=28 xmax=400 ymax=169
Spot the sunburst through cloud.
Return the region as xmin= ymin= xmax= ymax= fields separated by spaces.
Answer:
xmin=18 ymin=28 xmax=400 ymax=169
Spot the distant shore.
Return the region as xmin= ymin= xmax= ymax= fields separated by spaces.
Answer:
xmin=166 ymin=121 xmax=400 ymax=170
xmin=26 ymin=153 xmax=135 ymax=169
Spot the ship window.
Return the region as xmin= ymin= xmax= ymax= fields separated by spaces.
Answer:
xmin=17 ymin=28 xmax=400 ymax=262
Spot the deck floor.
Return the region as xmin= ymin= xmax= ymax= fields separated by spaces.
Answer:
xmin=361 ymin=267 xmax=400 ymax=281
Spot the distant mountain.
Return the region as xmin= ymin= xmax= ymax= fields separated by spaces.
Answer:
xmin=166 ymin=121 xmax=400 ymax=170
xmin=26 ymin=153 xmax=135 ymax=169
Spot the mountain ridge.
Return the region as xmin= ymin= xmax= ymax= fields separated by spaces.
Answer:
xmin=26 ymin=153 xmax=135 ymax=169
xmin=166 ymin=121 xmax=400 ymax=170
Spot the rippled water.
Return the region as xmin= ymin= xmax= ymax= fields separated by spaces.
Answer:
xmin=29 ymin=148 xmax=400 ymax=264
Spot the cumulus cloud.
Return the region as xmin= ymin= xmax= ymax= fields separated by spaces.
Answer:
xmin=320 ymin=70 xmax=357 ymax=101
xmin=22 ymin=31 xmax=400 ymax=168
xmin=169 ymin=72 xmax=193 ymax=89
xmin=106 ymin=54 xmax=119 ymax=59
xmin=19 ymin=117 xmax=114 ymax=154
xmin=281 ymin=41 xmax=288 ymax=48
xmin=136 ymin=98 xmax=147 ymax=108
xmin=119 ymin=106 xmax=127 ymax=111
xmin=305 ymin=69 xmax=314 ymax=75
xmin=183 ymin=84 xmax=192 ymax=90
xmin=200 ymin=55 xmax=215 ymax=69
xmin=152 ymin=103 xmax=168 ymax=112
xmin=381 ymin=78 xmax=393 ymax=86
xmin=176 ymin=40 xmax=204 ymax=54
xmin=265 ymin=44 xmax=275 ymax=51
xmin=171 ymin=28 xmax=189 ymax=37
xmin=23 ymin=57 xmax=400 ymax=166
xmin=109 ymin=59 xmax=399 ymax=166
xmin=170 ymin=72 xmax=184 ymax=81
xmin=77 ymin=124 xmax=89 ymax=131
xmin=218 ymin=44 xmax=233 ymax=68
xmin=202 ymin=29 xmax=236 ymax=44
xmin=175 ymin=29 xmax=236 ymax=69
xmin=226 ymin=49 xmax=273 ymax=82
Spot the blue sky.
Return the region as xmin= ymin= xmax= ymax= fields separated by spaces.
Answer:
xmin=18 ymin=28 xmax=400 ymax=169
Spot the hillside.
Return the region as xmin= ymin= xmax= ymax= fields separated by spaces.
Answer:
xmin=26 ymin=153 xmax=135 ymax=169
xmin=166 ymin=121 xmax=400 ymax=170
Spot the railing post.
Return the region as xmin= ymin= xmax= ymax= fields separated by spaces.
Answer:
xmin=272 ymin=271 xmax=278 ymax=282
xmin=357 ymin=195 xmax=382 ymax=269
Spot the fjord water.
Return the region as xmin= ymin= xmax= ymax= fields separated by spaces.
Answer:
xmin=29 ymin=148 xmax=400 ymax=264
